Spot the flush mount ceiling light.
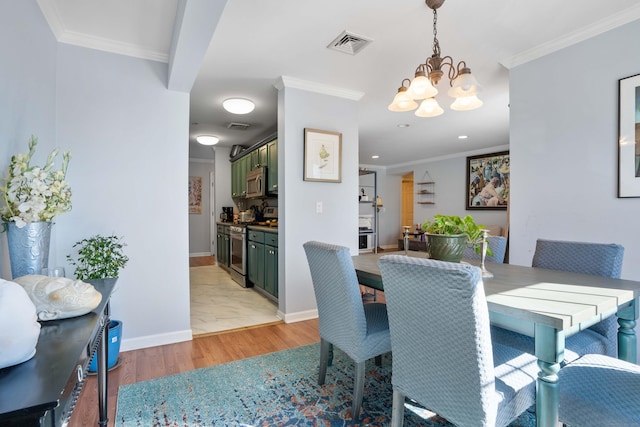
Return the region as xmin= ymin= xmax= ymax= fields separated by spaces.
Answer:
xmin=196 ymin=135 xmax=219 ymax=145
xmin=388 ymin=0 xmax=482 ymax=117
xmin=222 ymin=98 xmax=255 ymax=114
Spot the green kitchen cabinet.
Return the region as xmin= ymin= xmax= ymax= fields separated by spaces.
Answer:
xmin=239 ymin=154 xmax=248 ymax=197
xmin=247 ymin=233 xmax=265 ymax=289
xmin=216 ymin=224 xmax=230 ymax=269
xmin=267 ymin=139 xmax=278 ymax=193
xmin=264 ymin=231 xmax=278 ymax=298
xmin=250 ymin=144 xmax=267 ymax=169
xmin=231 ymin=154 xmax=250 ymax=197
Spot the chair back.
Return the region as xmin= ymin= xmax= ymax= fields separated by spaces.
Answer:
xmin=378 ymin=255 xmax=497 ymax=426
xmin=533 ymin=239 xmax=624 ymax=340
xmin=303 ymin=241 xmax=368 ymax=354
xmin=532 ymin=239 xmax=623 ymax=278
xmin=463 ymin=236 xmax=507 ymax=263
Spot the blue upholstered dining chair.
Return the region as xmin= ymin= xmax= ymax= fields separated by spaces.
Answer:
xmin=491 ymin=238 xmax=624 ymax=363
xmin=462 ymin=235 xmax=507 ymax=263
xmin=378 ymin=255 xmax=538 ymax=427
xmin=558 ymin=353 xmax=640 ymax=425
xmin=303 ymin=241 xmax=392 ymax=420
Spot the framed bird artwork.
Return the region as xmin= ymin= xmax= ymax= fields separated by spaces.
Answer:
xmin=303 ymin=128 xmax=342 ymax=183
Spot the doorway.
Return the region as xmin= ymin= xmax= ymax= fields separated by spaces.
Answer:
xmin=401 ymin=172 xmax=414 ymax=230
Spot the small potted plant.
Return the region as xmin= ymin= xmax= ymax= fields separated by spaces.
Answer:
xmin=67 ymin=234 xmax=129 ymax=283
xmin=421 ymin=214 xmax=490 ymax=262
xmin=67 ymin=233 xmax=129 ymax=371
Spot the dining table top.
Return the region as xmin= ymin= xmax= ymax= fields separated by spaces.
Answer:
xmin=353 ymin=250 xmax=640 ymax=333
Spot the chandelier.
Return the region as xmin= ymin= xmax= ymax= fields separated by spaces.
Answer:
xmin=388 ymin=0 xmax=482 ymax=117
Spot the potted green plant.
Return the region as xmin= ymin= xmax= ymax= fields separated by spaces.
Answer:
xmin=67 ymin=233 xmax=129 ymax=371
xmin=67 ymin=234 xmax=129 ymax=281
xmin=421 ymin=214 xmax=491 ymax=262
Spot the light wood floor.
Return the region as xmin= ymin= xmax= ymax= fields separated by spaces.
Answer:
xmin=68 ymin=318 xmax=320 ymax=427
xmin=69 ymin=255 xmax=381 ymax=426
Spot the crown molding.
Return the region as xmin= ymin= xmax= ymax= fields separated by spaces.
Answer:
xmin=37 ymin=0 xmax=169 ymax=63
xmin=386 ymin=144 xmax=510 ymax=170
xmin=500 ymin=4 xmax=640 ymax=69
xmin=274 ymin=76 xmax=364 ymax=101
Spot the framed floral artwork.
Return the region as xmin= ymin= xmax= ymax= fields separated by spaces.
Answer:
xmin=188 ymin=176 xmax=202 ymax=214
xmin=466 ymin=151 xmax=509 ymax=210
xmin=303 ymin=128 xmax=342 ymax=183
xmin=618 ymin=73 xmax=640 ymax=197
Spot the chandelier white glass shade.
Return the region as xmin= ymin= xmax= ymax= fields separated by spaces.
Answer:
xmin=223 ymin=98 xmax=255 ymax=114
xmin=388 ymin=0 xmax=482 ymax=117
xmin=196 ymin=135 xmax=219 ymax=145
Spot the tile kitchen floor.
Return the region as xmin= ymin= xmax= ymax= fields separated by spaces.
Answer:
xmin=190 ymin=263 xmax=281 ymax=335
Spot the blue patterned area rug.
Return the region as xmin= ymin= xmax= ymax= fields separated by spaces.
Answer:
xmin=115 ymin=343 xmax=536 ymax=426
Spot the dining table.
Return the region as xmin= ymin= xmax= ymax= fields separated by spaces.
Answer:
xmin=352 ymin=250 xmax=640 ymax=427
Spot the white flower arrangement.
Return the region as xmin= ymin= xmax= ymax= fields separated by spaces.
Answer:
xmin=1 ymin=136 xmax=72 ymax=228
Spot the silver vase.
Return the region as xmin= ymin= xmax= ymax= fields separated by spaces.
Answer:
xmin=6 ymin=221 xmax=53 ymax=278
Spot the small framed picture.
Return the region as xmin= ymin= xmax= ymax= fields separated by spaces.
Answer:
xmin=618 ymin=73 xmax=640 ymax=197
xmin=466 ymin=151 xmax=509 ymax=210
xmin=188 ymin=176 xmax=202 ymax=214
xmin=303 ymin=128 xmax=342 ymax=183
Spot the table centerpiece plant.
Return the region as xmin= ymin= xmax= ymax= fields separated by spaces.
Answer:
xmin=421 ymin=214 xmax=491 ymax=262
xmin=0 ymin=135 xmax=71 ymax=277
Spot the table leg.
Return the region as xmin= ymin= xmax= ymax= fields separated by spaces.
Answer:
xmin=617 ymin=298 xmax=638 ymax=363
xmin=97 ymin=310 xmax=110 ymax=426
xmin=534 ymin=324 xmax=564 ymax=427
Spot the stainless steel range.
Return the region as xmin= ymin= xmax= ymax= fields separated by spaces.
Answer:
xmin=229 ymin=225 xmax=250 ymax=287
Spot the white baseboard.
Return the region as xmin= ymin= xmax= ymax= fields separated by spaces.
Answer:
xmin=279 ymin=309 xmax=318 ymax=323
xmin=189 ymin=252 xmax=212 ymax=257
xmin=120 ymin=329 xmax=193 ymax=352
xmin=380 ymin=244 xmax=398 ymax=250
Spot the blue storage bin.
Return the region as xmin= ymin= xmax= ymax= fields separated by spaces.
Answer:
xmin=89 ymin=320 xmax=122 ymax=372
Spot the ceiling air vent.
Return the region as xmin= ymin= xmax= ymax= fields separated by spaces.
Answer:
xmin=227 ymin=122 xmax=250 ymax=131
xmin=327 ymin=31 xmax=372 ymax=55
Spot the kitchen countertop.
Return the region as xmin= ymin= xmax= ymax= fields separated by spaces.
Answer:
xmin=216 ymin=221 xmax=278 ymax=231
xmin=247 ymin=224 xmax=278 ymax=232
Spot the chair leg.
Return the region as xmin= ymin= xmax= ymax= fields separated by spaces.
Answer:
xmin=328 ymin=342 xmax=333 ymax=367
xmin=391 ymin=390 xmax=405 ymax=427
xmin=351 ymin=361 xmax=365 ymax=419
xmin=319 ymin=338 xmax=329 ymax=385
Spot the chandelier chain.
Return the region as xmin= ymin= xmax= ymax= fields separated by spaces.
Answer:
xmin=432 ymin=8 xmax=440 ymax=57
xmin=387 ymin=0 xmax=482 ymax=115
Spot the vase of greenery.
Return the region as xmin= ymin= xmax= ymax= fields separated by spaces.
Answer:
xmin=67 ymin=233 xmax=129 ymax=371
xmin=421 ymin=214 xmax=490 ymax=262
xmin=1 ymin=136 xmax=72 ymax=278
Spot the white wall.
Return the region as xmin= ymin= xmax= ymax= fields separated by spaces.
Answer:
xmin=213 ymin=145 xmax=234 ymax=218
xmin=1 ymin=3 xmax=193 ymax=351
xmin=188 ymin=159 xmax=214 ymax=255
xmin=509 ymin=19 xmax=640 ymax=278
xmin=54 ymin=44 xmax=192 ymax=351
xmin=385 ymin=149 xmax=510 ymax=239
xmin=278 ymin=80 xmax=360 ymax=320
xmin=0 ymin=1 xmax=58 ymax=277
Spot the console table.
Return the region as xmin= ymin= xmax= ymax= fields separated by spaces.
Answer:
xmin=0 ymin=280 xmax=115 ymax=426
xmin=397 ymin=238 xmax=427 ymax=252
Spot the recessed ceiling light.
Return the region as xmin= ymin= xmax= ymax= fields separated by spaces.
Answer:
xmin=223 ymin=98 xmax=255 ymax=114
xmin=196 ymin=135 xmax=219 ymax=145
xmin=397 ymin=124 xmax=410 ymax=128
xmin=458 ymin=135 xmax=468 ymax=139
xmin=371 ymin=155 xmax=380 ymax=159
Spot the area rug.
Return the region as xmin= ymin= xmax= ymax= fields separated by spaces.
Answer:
xmin=115 ymin=343 xmax=536 ymax=426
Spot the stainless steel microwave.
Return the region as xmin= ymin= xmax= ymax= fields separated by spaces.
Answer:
xmin=246 ymin=167 xmax=266 ymax=198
